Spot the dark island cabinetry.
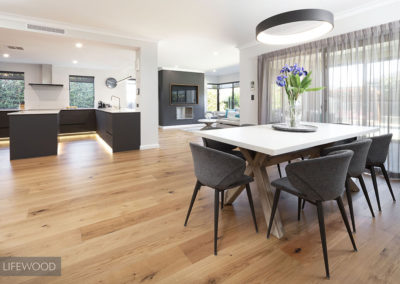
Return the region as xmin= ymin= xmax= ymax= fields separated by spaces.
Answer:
xmin=0 ymin=110 xmax=18 ymax=138
xmin=5 ymin=109 xmax=141 ymax=159
xmin=9 ymin=112 xmax=59 ymax=160
xmin=95 ymin=110 xmax=140 ymax=152
xmin=59 ymin=109 xmax=96 ymax=133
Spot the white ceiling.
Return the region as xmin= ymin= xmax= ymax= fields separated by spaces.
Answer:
xmin=0 ymin=0 xmax=398 ymax=73
xmin=0 ymin=27 xmax=135 ymax=70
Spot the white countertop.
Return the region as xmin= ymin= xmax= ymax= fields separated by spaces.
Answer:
xmin=7 ymin=108 xmax=140 ymax=115
xmin=8 ymin=110 xmax=61 ymax=115
xmin=195 ymin=122 xmax=379 ymax=156
xmin=97 ymin=108 xmax=140 ymax=113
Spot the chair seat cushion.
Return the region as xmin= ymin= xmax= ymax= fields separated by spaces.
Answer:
xmin=271 ymin=177 xmax=307 ymax=198
xmin=216 ymin=175 xmax=253 ymax=190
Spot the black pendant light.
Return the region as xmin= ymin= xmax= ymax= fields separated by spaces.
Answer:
xmin=256 ymin=9 xmax=334 ymax=45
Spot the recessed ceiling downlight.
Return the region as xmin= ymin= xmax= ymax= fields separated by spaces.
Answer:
xmin=72 ymin=60 xmax=78 ymax=64
xmin=3 ymin=53 xmax=10 ymax=58
xmin=75 ymin=42 xmax=83 ymax=48
xmin=256 ymin=9 xmax=334 ymax=45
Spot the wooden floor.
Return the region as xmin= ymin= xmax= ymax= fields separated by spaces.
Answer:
xmin=0 ymin=130 xmax=399 ymax=283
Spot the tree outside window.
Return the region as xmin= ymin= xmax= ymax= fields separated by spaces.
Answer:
xmin=69 ymin=75 xmax=95 ymax=108
xmin=0 ymin=71 xmax=24 ymax=109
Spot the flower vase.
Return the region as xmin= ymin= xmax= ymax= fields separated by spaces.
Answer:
xmin=285 ymin=98 xmax=302 ymax=128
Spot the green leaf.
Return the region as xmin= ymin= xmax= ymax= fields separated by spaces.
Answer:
xmin=295 ymin=74 xmax=301 ymax=87
xmin=289 ymin=74 xmax=298 ymax=88
xmin=306 ymin=87 xmax=325 ymax=92
xmin=300 ymin=78 xmax=312 ymax=89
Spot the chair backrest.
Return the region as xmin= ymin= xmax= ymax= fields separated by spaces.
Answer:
xmin=321 ymin=139 xmax=372 ymax=177
xmin=367 ymin=133 xmax=393 ymax=165
xmin=189 ymin=143 xmax=246 ymax=189
xmin=286 ymin=150 xmax=353 ymax=201
xmin=202 ymin=138 xmax=237 ymax=152
xmin=201 ymin=127 xmax=237 ymax=152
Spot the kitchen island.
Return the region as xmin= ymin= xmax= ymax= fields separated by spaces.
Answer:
xmin=6 ymin=108 xmax=141 ymax=160
xmin=9 ymin=110 xmax=59 ymax=160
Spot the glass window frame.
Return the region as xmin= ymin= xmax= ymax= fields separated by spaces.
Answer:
xmin=69 ymin=75 xmax=95 ymax=108
xmin=207 ymin=81 xmax=240 ymax=111
xmin=0 ymin=71 xmax=25 ymax=109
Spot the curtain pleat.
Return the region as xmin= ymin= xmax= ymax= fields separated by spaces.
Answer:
xmin=258 ymin=20 xmax=400 ymax=176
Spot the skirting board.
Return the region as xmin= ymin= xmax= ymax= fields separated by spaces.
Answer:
xmin=159 ymin=124 xmax=203 ymax=130
xmin=140 ymin=144 xmax=160 ymax=150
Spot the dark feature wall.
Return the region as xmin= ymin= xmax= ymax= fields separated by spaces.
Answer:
xmin=158 ymin=70 xmax=205 ymax=126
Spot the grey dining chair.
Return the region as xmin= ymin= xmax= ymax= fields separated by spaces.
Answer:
xmin=319 ymin=139 xmax=373 ymax=232
xmin=185 ymin=143 xmax=258 ymax=255
xmin=365 ymin=134 xmax=395 ymax=211
xmin=268 ymin=150 xmax=356 ymax=279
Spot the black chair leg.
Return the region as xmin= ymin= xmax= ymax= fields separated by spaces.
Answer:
xmin=214 ymin=190 xmax=219 ymax=255
xmin=277 ymin=164 xmax=282 ymax=178
xmin=316 ymin=201 xmax=330 ymax=279
xmin=184 ymin=180 xmax=201 ymax=226
xmin=380 ymin=164 xmax=396 ymax=202
xmin=245 ymin=184 xmax=258 ymax=233
xmin=302 ymin=199 xmax=306 ymax=209
xmin=336 ymin=197 xmax=357 ymax=252
xmin=267 ymin=189 xmax=281 ymax=238
xmin=345 ymin=178 xmax=356 ymax=232
xmin=358 ymin=176 xmax=375 ymax=218
xmin=297 ymin=197 xmax=301 ymax=221
xmin=369 ymin=166 xmax=382 ymax=211
xmin=220 ymin=191 xmax=224 ymax=209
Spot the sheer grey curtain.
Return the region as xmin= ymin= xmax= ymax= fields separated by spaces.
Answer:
xmin=258 ymin=20 xmax=400 ymax=176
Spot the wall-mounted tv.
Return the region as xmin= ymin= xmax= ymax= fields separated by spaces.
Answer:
xmin=170 ymin=84 xmax=198 ymax=105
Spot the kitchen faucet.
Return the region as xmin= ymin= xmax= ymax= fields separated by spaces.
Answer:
xmin=111 ymin=95 xmax=120 ymax=109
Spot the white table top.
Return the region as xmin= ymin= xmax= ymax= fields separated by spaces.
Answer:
xmin=195 ymin=122 xmax=379 ymax=156
xmin=198 ymin=119 xmax=217 ymax=123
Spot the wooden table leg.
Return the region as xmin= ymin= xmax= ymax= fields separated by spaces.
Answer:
xmin=226 ymin=149 xmax=284 ymax=238
xmin=253 ymin=165 xmax=284 ymax=238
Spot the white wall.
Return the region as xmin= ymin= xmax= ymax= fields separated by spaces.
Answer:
xmin=0 ymin=62 xmax=135 ymax=109
xmin=136 ymin=43 xmax=159 ymax=149
xmin=205 ymin=72 xmax=239 ymax=84
xmin=239 ymin=1 xmax=400 ymax=125
xmin=239 ymin=50 xmax=258 ymax=124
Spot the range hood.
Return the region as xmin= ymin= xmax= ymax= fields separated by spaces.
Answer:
xmin=29 ymin=64 xmax=63 ymax=87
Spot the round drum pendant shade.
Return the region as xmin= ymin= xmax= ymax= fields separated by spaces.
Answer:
xmin=256 ymin=9 xmax=334 ymax=45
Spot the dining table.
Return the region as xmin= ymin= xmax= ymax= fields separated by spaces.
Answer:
xmin=195 ymin=122 xmax=379 ymax=238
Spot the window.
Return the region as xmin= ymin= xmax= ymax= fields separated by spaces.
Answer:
xmin=126 ymin=79 xmax=136 ymax=109
xmin=206 ymin=81 xmax=240 ymax=111
xmin=0 ymin=71 xmax=24 ymax=109
xmin=69 ymin=75 xmax=95 ymax=108
xmin=207 ymin=84 xmax=218 ymax=112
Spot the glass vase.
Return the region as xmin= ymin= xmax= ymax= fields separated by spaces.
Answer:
xmin=285 ymin=98 xmax=302 ymax=128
